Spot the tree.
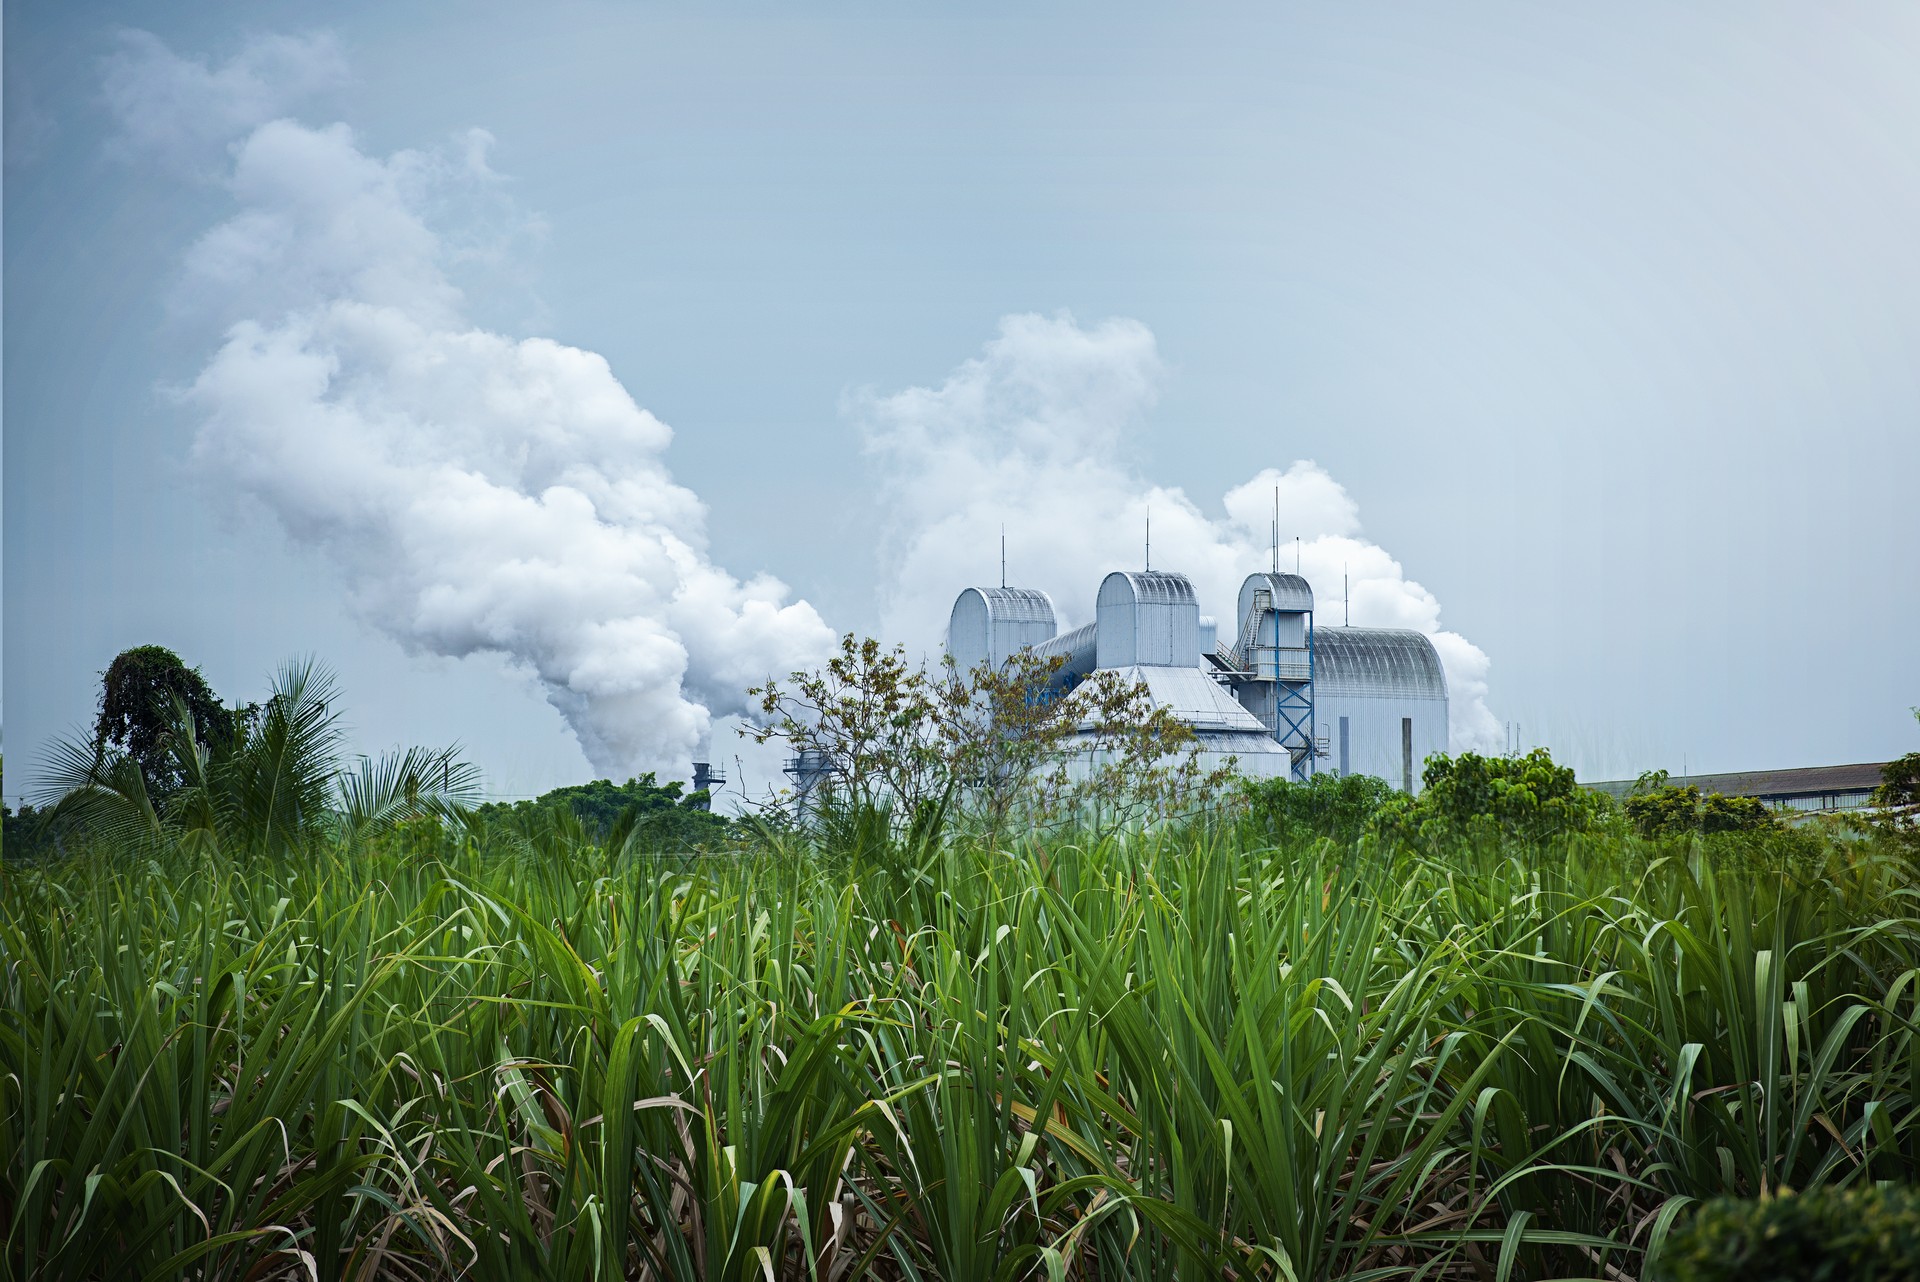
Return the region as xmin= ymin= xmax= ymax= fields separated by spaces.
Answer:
xmin=0 ymin=757 xmax=61 ymax=860
xmin=748 ymin=633 xmax=1235 ymax=844
xmin=1880 ymin=759 xmax=1920 ymax=810
xmin=1873 ymin=708 xmax=1920 ymax=812
xmin=40 ymin=656 xmax=475 ymax=858
xmin=91 ymin=645 xmax=245 ymax=800
xmin=1240 ymin=771 xmax=1398 ymax=846
xmin=1662 ymin=1185 xmax=1920 ymax=1282
xmin=473 ymin=774 xmax=733 ymax=851
xmin=1377 ymin=748 xmax=1612 ymax=847
xmin=749 ymin=634 xmax=950 ymax=825
xmin=935 ymin=645 xmax=1233 ymax=840
xmin=1623 ymin=769 xmax=1781 ymax=839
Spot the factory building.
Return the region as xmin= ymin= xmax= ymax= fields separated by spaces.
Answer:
xmin=945 ymin=567 xmax=1450 ymax=793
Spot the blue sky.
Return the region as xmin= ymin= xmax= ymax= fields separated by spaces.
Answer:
xmin=6 ymin=1 xmax=1918 ymax=801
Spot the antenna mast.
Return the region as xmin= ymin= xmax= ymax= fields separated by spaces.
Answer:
xmin=1271 ymin=486 xmax=1279 ymax=574
xmin=1000 ymin=525 xmax=1006 ymax=589
xmin=1145 ymin=507 xmax=1151 ymax=572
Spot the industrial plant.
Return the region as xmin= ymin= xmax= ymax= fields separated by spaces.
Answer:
xmin=946 ymin=567 xmax=1450 ymax=793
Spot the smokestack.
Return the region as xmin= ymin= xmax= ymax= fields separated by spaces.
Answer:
xmin=690 ymin=729 xmax=724 ymax=812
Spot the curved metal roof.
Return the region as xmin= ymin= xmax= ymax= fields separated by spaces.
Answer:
xmin=948 ymin=585 xmax=1059 ymax=676
xmin=955 ymin=585 xmax=1057 ymax=627
xmin=1313 ymin=628 xmax=1449 ymax=700
xmin=1099 ymin=570 xmax=1198 ymax=607
xmin=1032 ymin=621 xmax=1095 ymax=664
xmin=1238 ymin=572 xmax=1314 ymax=617
xmin=1096 ymin=571 xmax=1201 ymax=668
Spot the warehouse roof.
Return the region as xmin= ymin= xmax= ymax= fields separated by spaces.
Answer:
xmin=1585 ymin=762 xmax=1889 ymax=802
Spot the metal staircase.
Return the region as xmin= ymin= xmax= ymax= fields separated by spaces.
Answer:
xmin=1232 ymin=588 xmax=1270 ymax=670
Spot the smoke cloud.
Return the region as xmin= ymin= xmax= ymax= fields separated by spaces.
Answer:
xmin=115 ymin=33 xmax=1499 ymax=775
xmin=112 ymin=34 xmax=835 ymax=778
xmin=102 ymin=29 xmax=350 ymax=175
xmin=855 ymin=312 xmax=1502 ymax=751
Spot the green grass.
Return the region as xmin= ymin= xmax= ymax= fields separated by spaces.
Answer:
xmin=4 ymin=820 xmax=1918 ymax=1280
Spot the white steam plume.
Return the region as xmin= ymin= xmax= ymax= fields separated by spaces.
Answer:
xmin=855 ymin=312 xmax=1502 ymax=752
xmin=110 ymin=34 xmax=834 ymax=777
xmin=102 ymin=29 xmax=350 ymax=175
xmin=113 ymin=34 xmax=1500 ymax=772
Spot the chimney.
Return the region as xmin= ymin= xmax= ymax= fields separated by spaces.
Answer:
xmin=690 ymin=728 xmax=724 ymax=812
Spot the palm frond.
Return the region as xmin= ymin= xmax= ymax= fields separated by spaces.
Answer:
xmin=158 ymin=691 xmax=226 ymax=850
xmin=336 ymin=744 xmax=481 ymax=844
xmin=29 ymin=732 xmax=167 ymax=852
xmin=224 ymin=655 xmax=344 ymax=856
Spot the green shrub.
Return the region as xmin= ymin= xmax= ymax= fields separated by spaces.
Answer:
xmin=1627 ymin=777 xmax=1781 ymax=838
xmin=1660 ymin=1185 xmax=1920 ymax=1282
xmin=1376 ymin=748 xmax=1614 ymax=846
xmin=472 ymin=772 xmax=734 ymax=850
xmin=1239 ymin=770 xmax=1396 ymax=844
xmin=0 ymin=800 xmax=72 ymax=861
xmin=1877 ymin=753 xmax=1920 ymax=810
